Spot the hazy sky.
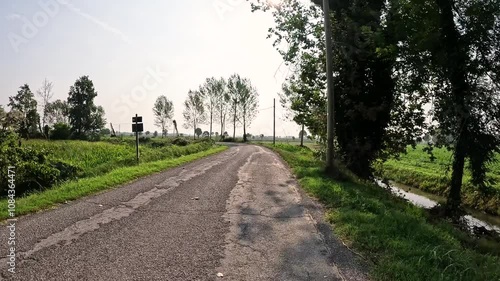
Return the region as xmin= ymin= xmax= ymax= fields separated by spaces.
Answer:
xmin=0 ymin=0 xmax=303 ymax=137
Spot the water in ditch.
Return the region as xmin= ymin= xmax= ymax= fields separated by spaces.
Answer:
xmin=375 ymin=180 xmax=500 ymax=234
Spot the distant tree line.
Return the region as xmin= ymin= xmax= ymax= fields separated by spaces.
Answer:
xmin=152 ymin=73 xmax=259 ymax=141
xmin=1 ymin=76 xmax=106 ymax=140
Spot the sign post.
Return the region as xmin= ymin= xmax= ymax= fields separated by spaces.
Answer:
xmin=132 ymin=114 xmax=144 ymax=163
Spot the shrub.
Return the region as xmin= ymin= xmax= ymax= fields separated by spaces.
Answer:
xmin=0 ymin=132 xmax=79 ymax=197
xmin=172 ymin=137 xmax=190 ymax=146
xmin=50 ymin=123 xmax=71 ymax=140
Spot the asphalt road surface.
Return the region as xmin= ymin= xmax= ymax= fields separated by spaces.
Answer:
xmin=0 ymin=144 xmax=368 ymax=281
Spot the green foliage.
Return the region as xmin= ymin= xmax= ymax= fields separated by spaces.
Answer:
xmin=183 ymin=90 xmax=206 ymax=137
xmin=253 ymin=0 xmax=427 ymax=179
xmin=153 ymin=95 xmax=174 ymax=137
xmin=0 ymin=132 xmax=79 ymax=197
xmin=266 ymin=143 xmax=500 ymax=281
xmin=44 ymin=99 xmax=69 ymax=126
xmin=67 ymin=76 xmax=106 ymax=137
xmin=8 ymin=84 xmax=40 ymax=138
xmin=172 ymin=137 xmax=190 ymax=146
xmin=375 ymin=145 xmax=500 ymax=216
xmin=50 ymin=122 xmax=71 ymax=140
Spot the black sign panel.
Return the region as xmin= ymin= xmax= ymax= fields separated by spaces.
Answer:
xmin=132 ymin=123 xmax=144 ymax=132
xmin=132 ymin=116 xmax=143 ymax=123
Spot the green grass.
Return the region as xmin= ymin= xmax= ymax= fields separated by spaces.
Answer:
xmin=24 ymin=139 xmax=214 ymax=178
xmin=263 ymin=143 xmax=500 ymax=281
xmin=375 ymin=145 xmax=500 ymax=216
xmin=0 ymin=145 xmax=227 ymax=220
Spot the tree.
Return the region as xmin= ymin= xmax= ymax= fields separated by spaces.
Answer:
xmin=153 ymin=95 xmax=174 ymax=138
xmin=260 ymin=134 xmax=264 ymax=141
xmin=51 ymin=122 xmax=71 ymax=140
xmin=214 ymin=77 xmax=230 ymax=140
xmin=67 ymin=76 xmax=102 ymax=137
xmin=253 ymin=0 xmax=426 ymax=178
xmin=195 ymin=128 xmax=203 ymax=139
xmin=227 ymin=74 xmax=244 ymax=139
xmin=90 ymin=105 xmax=106 ymax=133
xmin=36 ymin=78 xmax=54 ymax=137
xmin=0 ymin=106 xmax=6 ymax=131
xmin=203 ymin=131 xmax=210 ymax=138
xmin=145 ymin=131 xmax=150 ymax=136
xmin=99 ymin=128 xmax=111 ymax=136
xmin=237 ymin=79 xmax=259 ymax=142
xmin=8 ymin=84 xmax=40 ymax=139
xmin=45 ymin=99 xmax=69 ymax=126
xmin=201 ymin=77 xmax=224 ymax=140
xmin=153 ymin=131 xmax=158 ymax=138
xmin=183 ymin=90 xmax=206 ymax=140
xmin=173 ymin=120 xmax=179 ymax=137
xmin=299 ymin=128 xmax=307 ymax=147
xmin=391 ymin=0 xmax=500 ymax=215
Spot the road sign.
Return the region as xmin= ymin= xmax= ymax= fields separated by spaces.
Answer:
xmin=132 ymin=123 xmax=144 ymax=132
xmin=132 ymin=116 xmax=143 ymax=123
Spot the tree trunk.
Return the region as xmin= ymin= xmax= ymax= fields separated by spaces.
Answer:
xmin=243 ymin=115 xmax=247 ymax=142
xmin=447 ymin=129 xmax=466 ymax=214
xmin=233 ymin=101 xmax=237 ymax=139
xmin=435 ymin=0 xmax=470 ymax=216
xmin=300 ymin=124 xmax=304 ymax=147
xmin=209 ymin=109 xmax=213 ymax=140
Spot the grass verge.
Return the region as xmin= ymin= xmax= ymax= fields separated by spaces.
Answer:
xmin=262 ymin=143 xmax=500 ymax=281
xmin=0 ymin=145 xmax=227 ymax=221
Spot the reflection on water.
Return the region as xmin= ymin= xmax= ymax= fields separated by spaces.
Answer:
xmin=375 ymin=179 xmax=500 ymax=234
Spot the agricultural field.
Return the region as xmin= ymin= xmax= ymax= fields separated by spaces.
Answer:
xmin=26 ymin=137 xmax=213 ymax=178
xmin=375 ymin=145 xmax=500 ymax=216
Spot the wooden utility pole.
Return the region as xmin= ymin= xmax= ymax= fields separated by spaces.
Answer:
xmin=273 ymin=98 xmax=276 ymax=145
xmin=323 ymin=0 xmax=335 ymax=171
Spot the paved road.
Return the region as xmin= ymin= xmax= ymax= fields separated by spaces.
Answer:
xmin=0 ymin=145 xmax=368 ymax=281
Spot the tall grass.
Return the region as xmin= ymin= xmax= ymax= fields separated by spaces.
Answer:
xmin=375 ymin=145 xmax=500 ymax=216
xmin=264 ymin=143 xmax=500 ymax=281
xmin=25 ymin=139 xmax=213 ymax=178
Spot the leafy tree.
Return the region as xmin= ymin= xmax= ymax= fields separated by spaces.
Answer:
xmin=227 ymin=74 xmax=244 ymax=139
xmin=391 ymin=0 xmax=500 ymax=214
xmin=90 ymin=105 xmax=106 ymax=133
xmin=214 ymin=77 xmax=230 ymax=139
xmin=253 ymin=0 xmax=426 ymax=178
xmin=100 ymin=128 xmax=111 ymax=136
xmin=153 ymin=95 xmax=174 ymax=138
xmin=237 ymin=80 xmax=259 ymax=142
xmin=9 ymin=84 xmax=40 ymax=139
xmin=200 ymin=77 xmax=225 ymax=139
xmin=36 ymin=78 xmax=54 ymax=137
xmin=0 ymin=106 xmax=6 ymax=131
xmin=45 ymin=99 xmax=69 ymax=126
xmin=260 ymin=134 xmax=264 ymax=140
xmin=145 ymin=131 xmax=150 ymax=136
xmin=153 ymin=131 xmax=158 ymax=138
xmin=67 ymin=76 xmax=102 ymax=137
xmin=195 ymin=128 xmax=203 ymax=139
xmin=51 ymin=122 xmax=71 ymax=140
xmin=183 ymin=90 xmax=206 ymax=140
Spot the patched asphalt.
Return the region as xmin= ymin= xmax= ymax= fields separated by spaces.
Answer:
xmin=0 ymin=144 xmax=368 ymax=281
